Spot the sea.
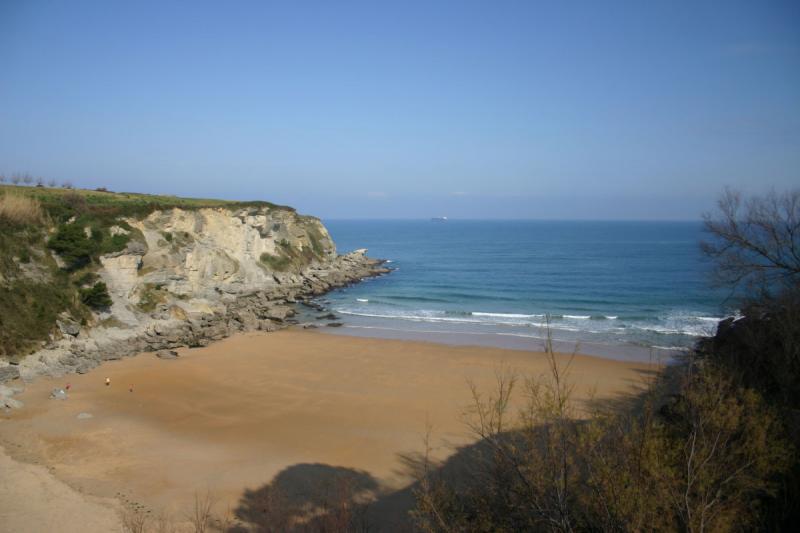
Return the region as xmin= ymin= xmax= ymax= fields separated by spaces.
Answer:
xmin=308 ymin=220 xmax=734 ymax=362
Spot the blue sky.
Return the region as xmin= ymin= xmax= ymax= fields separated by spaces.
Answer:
xmin=1 ymin=1 xmax=798 ymax=219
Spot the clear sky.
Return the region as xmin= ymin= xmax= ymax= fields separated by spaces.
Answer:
xmin=1 ymin=1 xmax=798 ymax=219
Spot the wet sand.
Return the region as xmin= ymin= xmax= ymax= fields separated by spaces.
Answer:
xmin=0 ymin=329 xmax=655 ymax=530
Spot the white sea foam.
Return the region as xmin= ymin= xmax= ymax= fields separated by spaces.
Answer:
xmin=471 ymin=312 xmax=545 ymax=319
xmin=333 ymin=305 xmax=734 ymax=342
xmin=356 ymin=298 xmax=369 ymax=302
xmin=651 ymin=345 xmax=688 ymax=351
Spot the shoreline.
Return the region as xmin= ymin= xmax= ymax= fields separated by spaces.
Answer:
xmin=316 ymin=321 xmax=685 ymax=363
xmin=0 ymin=328 xmax=656 ymax=531
xmin=0 ymin=249 xmax=391 ymax=387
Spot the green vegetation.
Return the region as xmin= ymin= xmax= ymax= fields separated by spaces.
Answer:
xmin=79 ymin=282 xmax=113 ymax=309
xmin=137 ymin=283 xmax=168 ymax=312
xmin=74 ymin=271 xmax=100 ymax=287
xmin=0 ymin=183 xmax=293 ymax=225
xmin=0 ymin=277 xmax=85 ymax=361
xmin=306 ymin=225 xmax=327 ymax=257
xmin=260 ymin=237 xmax=326 ymax=273
xmin=0 ymin=214 xmax=86 ymax=359
xmin=260 ymin=252 xmax=294 ymax=272
xmin=46 ymin=222 xmax=130 ymax=270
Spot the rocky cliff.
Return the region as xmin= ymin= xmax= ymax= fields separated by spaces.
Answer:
xmin=0 ymin=202 xmax=388 ymax=391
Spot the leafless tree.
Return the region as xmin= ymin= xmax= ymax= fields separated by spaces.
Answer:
xmin=121 ymin=505 xmax=148 ymax=533
xmin=22 ymin=173 xmax=33 ymax=185
xmin=61 ymin=180 xmax=73 ymax=189
xmin=188 ymin=490 xmax=216 ymax=533
xmin=47 ymin=178 xmax=57 ymax=187
xmin=0 ymin=174 xmax=6 ymax=183
xmin=35 ymin=176 xmax=44 ymax=187
xmin=702 ymin=188 xmax=800 ymax=297
xmin=10 ymin=174 xmax=21 ymax=185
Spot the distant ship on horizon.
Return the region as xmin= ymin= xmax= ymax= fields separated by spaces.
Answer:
xmin=431 ymin=216 xmax=448 ymax=222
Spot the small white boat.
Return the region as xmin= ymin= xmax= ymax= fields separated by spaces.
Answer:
xmin=431 ymin=216 xmax=448 ymax=222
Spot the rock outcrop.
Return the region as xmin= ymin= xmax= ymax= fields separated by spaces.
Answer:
xmin=0 ymin=205 xmax=389 ymax=386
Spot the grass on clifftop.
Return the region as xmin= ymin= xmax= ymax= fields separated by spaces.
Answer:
xmin=0 ymin=184 xmax=294 ymax=224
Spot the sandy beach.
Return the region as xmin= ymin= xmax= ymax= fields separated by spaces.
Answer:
xmin=0 ymin=329 xmax=655 ymax=531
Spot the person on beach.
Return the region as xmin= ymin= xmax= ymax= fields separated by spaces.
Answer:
xmin=105 ymin=377 xmax=110 ymax=386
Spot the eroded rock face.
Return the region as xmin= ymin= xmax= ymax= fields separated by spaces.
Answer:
xmin=121 ymin=207 xmax=337 ymax=298
xmin=16 ymin=207 xmax=389 ymax=381
xmin=0 ymin=366 xmax=20 ymax=384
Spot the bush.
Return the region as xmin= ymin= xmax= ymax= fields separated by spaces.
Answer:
xmin=0 ymin=277 xmax=83 ymax=359
xmin=260 ymin=252 xmax=293 ymax=272
xmin=137 ymin=283 xmax=167 ymax=312
xmin=47 ymin=223 xmax=96 ymax=270
xmin=79 ymin=282 xmax=112 ymax=309
xmin=74 ymin=271 xmax=100 ymax=287
xmin=260 ymin=238 xmax=322 ymax=273
xmin=47 ymin=221 xmax=131 ymax=271
xmin=412 ymin=339 xmax=793 ymax=532
xmin=100 ymin=231 xmax=130 ymax=254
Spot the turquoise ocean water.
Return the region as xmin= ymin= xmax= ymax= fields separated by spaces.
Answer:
xmin=315 ymin=220 xmax=732 ymax=361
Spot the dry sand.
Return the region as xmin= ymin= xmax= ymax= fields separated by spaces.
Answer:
xmin=0 ymin=329 xmax=656 ymax=530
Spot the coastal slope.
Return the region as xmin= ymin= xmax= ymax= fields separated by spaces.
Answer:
xmin=0 ymin=186 xmax=388 ymax=389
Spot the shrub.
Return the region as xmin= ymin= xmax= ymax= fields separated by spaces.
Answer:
xmin=62 ymin=192 xmax=88 ymax=214
xmin=47 ymin=221 xmax=131 ymax=271
xmin=412 ymin=338 xmax=793 ymax=532
xmin=74 ymin=271 xmax=100 ymax=287
xmin=80 ymin=282 xmax=112 ymax=309
xmin=137 ymin=283 xmax=167 ymax=312
xmin=47 ymin=223 xmax=95 ymax=270
xmin=0 ymin=193 xmax=44 ymax=225
xmin=260 ymin=252 xmax=292 ymax=272
xmin=259 ymin=237 xmax=322 ymax=273
xmin=0 ymin=277 xmax=84 ymax=360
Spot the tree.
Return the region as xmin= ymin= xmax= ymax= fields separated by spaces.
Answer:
xmin=62 ymin=180 xmax=73 ymax=189
xmin=702 ymin=188 xmax=800 ymax=297
xmin=48 ymin=178 xmax=57 ymax=188
xmin=47 ymin=223 xmax=96 ymax=270
xmin=10 ymin=174 xmax=21 ymax=185
xmin=0 ymin=174 xmax=6 ymax=183
xmin=22 ymin=173 xmax=33 ymax=185
xmin=79 ymin=282 xmax=113 ymax=309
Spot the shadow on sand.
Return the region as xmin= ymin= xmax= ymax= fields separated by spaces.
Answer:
xmin=230 ymin=365 xmax=672 ymax=532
